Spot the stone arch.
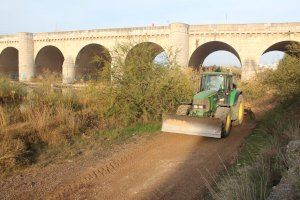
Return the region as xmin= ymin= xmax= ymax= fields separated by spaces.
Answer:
xmin=189 ymin=41 xmax=241 ymax=68
xmin=261 ymin=40 xmax=300 ymax=55
xmin=75 ymin=43 xmax=111 ymax=81
xmin=35 ymin=45 xmax=64 ymax=78
xmin=125 ymin=42 xmax=167 ymax=66
xmin=0 ymin=47 xmax=19 ymax=79
xmin=259 ymin=40 xmax=300 ymax=68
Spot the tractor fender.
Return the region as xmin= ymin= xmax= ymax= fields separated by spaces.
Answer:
xmin=231 ymin=94 xmax=243 ymax=121
xmin=229 ymin=90 xmax=243 ymax=107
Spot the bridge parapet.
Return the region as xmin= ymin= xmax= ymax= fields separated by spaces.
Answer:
xmin=189 ymin=22 xmax=300 ymax=34
xmin=0 ymin=35 xmax=18 ymax=44
xmin=32 ymin=25 xmax=170 ymax=41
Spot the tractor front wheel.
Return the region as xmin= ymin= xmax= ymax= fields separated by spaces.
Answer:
xmin=214 ymin=107 xmax=232 ymax=138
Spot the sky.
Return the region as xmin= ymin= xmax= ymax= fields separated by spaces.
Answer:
xmin=0 ymin=0 xmax=299 ymax=66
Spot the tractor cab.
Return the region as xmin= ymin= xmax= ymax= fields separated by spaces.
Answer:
xmin=199 ymin=72 xmax=237 ymax=106
xmin=200 ymin=72 xmax=235 ymax=93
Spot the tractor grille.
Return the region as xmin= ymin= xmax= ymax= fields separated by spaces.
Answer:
xmin=193 ymin=98 xmax=210 ymax=111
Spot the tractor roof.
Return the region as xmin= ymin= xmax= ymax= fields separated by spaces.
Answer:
xmin=201 ymin=72 xmax=232 ymax=76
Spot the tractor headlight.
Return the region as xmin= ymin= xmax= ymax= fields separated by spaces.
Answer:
xmin=193 ymin=105 xmax=205 ymax=109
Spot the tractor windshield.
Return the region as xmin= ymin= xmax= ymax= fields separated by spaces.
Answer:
xmin=200 ymin=75 xmax=225 ymax=91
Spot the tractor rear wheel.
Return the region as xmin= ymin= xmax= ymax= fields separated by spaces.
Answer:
xmin=233 ymin=95 xmax=244 ymax=126
xmin=223 ymin=112 xmax=232 ymax=137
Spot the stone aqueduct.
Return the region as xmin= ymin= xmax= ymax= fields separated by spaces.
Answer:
xmin=0 ymin=22 xmax=299 ymax=83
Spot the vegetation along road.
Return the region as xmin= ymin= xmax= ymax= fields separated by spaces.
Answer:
xmin=0 ymin=112 xmax=257 ymax=200
xmin=0 ymin=43 xmax=299 ymax=200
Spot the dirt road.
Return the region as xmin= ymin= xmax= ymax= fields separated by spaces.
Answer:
xmin=1 ymin=117 xmax=254 ymax=200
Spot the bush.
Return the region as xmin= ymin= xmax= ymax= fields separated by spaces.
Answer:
xmin=241 ymin=42 xmax=300 ymax=102
xmin=207 ymin=99 xmax=300 ymax=200
xmin=83 ymin=42 xmax=195 ymax=127
xmin=264 ymin=55 xmax=300 ymax=99
xmin=0 ymin=42 xmax=195 ymax=175
xmin=208 ymin=152 xmax=274 ymax=200
xmin=239 ymin=72 xmax=270 ymax=101
xmin=0 ymin=77 xmax=26 ymax=103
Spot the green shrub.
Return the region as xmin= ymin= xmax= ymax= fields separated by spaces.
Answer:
xmin=239 ymin=72 xmax=270 ymax=101
xmin=83 ymin=42 xmax=195 ymax=127
xmin=264 ymin=55 xmax=300 ymax=99
xmin=241 ymin=43 xmax=300 ymax=102
xmin=0 ymin=42 xmax=195 ymax=175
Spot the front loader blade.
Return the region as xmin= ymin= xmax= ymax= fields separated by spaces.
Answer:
xmin=162 ymin=114 xmax=222 ymax=138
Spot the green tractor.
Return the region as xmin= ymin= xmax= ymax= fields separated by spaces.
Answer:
xmin=162 ymin=72 xmax=245 ymax=138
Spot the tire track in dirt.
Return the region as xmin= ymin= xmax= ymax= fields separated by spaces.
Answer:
xmin=48 ymin=116 xmax=254 ymax=200
xmin=48 ymin=133 xmax=172 ymax=199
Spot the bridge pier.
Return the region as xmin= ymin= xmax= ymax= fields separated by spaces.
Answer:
xmin=62 ymin=56 xmax=75 ymax=84
xmin=170 ymin=23 xmax=189 ymax=67
xmin=241 ymin=62 xmax=257 ymax=81
xmin=18 ymin=32 xmax=35 ymax=81
xmin=240 ymin=54 xmax=260 ymax=81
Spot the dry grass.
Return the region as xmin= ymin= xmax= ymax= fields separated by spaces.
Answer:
xmin=207 ymin=153 xmax=273 ymax=200
xmin=0 ymin=77 xmax=26 ymax=103
xmin=0 ymin=42 xmax=195 ymax=176
xmin=206 ymin=96 xmax=300 ymax=200
xmin=0 ymin=106 xmax=8 ymax=128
